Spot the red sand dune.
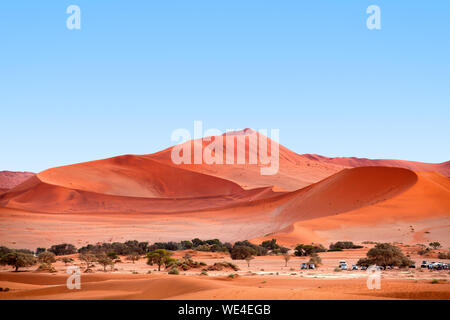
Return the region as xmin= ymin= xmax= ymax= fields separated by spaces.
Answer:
xmin=37 ymin=155 xmax=243 ymax=198
xmin=0 ymin=170 xmax=283 ymax=214
xmin=0 ymin=130 xmax=449 ymax=248
xmin=303 ymin=154 xmax=450 ymax=177
xmin=150 ymin=129 xmax=345 ymax=191
xmin=0 ymin=171 xmax=34 ymax=194
xmin=254 ymin=170 xmax=450 ymax=246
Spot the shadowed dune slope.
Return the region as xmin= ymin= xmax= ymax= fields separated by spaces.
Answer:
xmin=0 ymin=174 xmax=284 ymax=214
xmin=274 ymin=166 xmax=418 ymax=223
xmin=255 ymin=170 xmax=450 ymax=246
xmin=36 ymin=155 xmax=243 ymax=199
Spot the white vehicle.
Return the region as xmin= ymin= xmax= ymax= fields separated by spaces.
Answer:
xmin=340 ymin=263 xmax=348 ymax=270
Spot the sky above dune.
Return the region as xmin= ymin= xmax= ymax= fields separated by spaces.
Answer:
xmin=0 ymin=1 xmax=449 ymax=172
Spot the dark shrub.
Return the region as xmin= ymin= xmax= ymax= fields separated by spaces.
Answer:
xmin=261 ymin=239 xmax=280 ymax=250
xmin=234 ymin=240 xmax=267 ymax=256
xmin=294 ymin=244 xmax=326 ymax=256
xmin=329 ymin=241 xmax=363 ymax=250
xmin=48 ymin=243 xmax=77 ymax=256
xmin=230 ymin=246 xmax=256 ymax=260
xmin=36 ymin=248 xmax=46 ymax=255
xmin=180 ymin=240 xmax=193 ymax=249
xmin=356 ymin=243 xmax=413 ymax=268
xmin=192 ymin=238 xmax=205 ymax=247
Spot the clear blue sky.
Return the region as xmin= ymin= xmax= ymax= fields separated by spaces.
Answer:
xmin=1 ymin=1 xmax=449 ymax=172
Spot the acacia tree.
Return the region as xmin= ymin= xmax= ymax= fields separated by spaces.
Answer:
xmin=38 ymin=251 xmax=56 ymax=265
xmin=147 ymin=249 xmax=173 ymax=271
xmin=230 ymin=246 xmax=256 ymax=260
xmin=308 ymin=252 xmax=322 ymax=266
xmin=357 ymin=243 xmax=413 ymax=268
xmin=245 ymin=256 xmax=254 ymax=267
xmin=96 ymin=255 xmax=113 ymax=272
xmin=282 ymin=253 xmax=291 ymax=267
xmin=126 ymin=253 xmax=140 ymax=264
xmin=429 ymin=242 xmax=441 ymax=250
xmin=0 ymin=252 xmax=36 ymax=272
xmin=79 ymin=253 xmax=96 ymax=271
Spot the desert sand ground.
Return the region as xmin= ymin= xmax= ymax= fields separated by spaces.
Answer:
xmin=1 ymin=249 xmax=449 ymax=300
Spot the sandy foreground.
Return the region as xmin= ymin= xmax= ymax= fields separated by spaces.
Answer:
xmin=1 ymin=250 xmax=449 ymax=300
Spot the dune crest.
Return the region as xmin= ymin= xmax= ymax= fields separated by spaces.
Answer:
xmin=303 ymin=154 xmax=450 ymax=177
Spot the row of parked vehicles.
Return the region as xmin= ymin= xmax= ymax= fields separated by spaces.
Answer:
xmin=299 ymin=260 xmax=449 ymax=271
xmin=339 ymin=261 xmax=361 ymax=270
xmin=420 ymin=261 xmax=449 ymax=270
xmin=339 ymin=261 xmax=405 ymax=271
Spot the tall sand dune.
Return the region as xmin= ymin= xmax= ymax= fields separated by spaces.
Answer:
xmin=150 ymin=129 xmax=345 ymax=190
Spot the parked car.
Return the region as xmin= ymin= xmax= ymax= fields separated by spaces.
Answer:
xmin=420 ymin=261 xmax=428 ymax=268
xmin=360 ymin=265 xmax=367 ymax=271
xmin=340 ymin=263 xmax=348 ymax=270
xmin=308 ymin=264 xmax=316 ymax=269
xmin=351 ymin=264 xmax=358 ymax=270
xmin=301 ymin=263 xmax=308 ymax=270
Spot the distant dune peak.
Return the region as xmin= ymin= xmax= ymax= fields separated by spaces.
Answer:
xmin=222 ymin=128 xmax=256 ymax=136
xmin=302 ymin=154 xmax=450 ymax=177
xmin=0 ymin=171 xmax=35 ymax=192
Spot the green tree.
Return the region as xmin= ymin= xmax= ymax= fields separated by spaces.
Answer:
xmin=146 ymin=249 xmax=173 ymax=271
xmin=245 ymin=256 xmax=254 ymax=267
xmin=192 ymin=238 xmax=204 ymax=247
xmin=356 ymin=243 xmax=413 ymax=268
xmin=308 ymin=252 xmax=322 ymax=266
xmin=0 ymin=252 xmax=36 ymax=272
xmin=126 ymin=253 xmax=140 ymax=264
xmin=282 ymin=253 xmax=291 ymax=267
xmin=294 ymin=244 xmax=326 ymax=256
xmin=261 ymin=239 xmax=280 ymax=250
xmin=230 ymin=246 xmax=256 ymax=260
xmin=48 ymin=243 xmax=77 ymax=256
xmin=36 ymin=248 xmax=46 ymax=255
xmin=429 ymin=242 xmax=441 ymax=250
xmin=106 ymin=251 xmax=118 ymax=260
xmin=96 ymin=254 xmax=113 ymax=272
xmin=180 ymin=240 xmax=193 ymax=249
xmin=79 ymin=253 xmax=96 ymax=270
xmin=38 ymin=251 xmax=56 ymax=265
